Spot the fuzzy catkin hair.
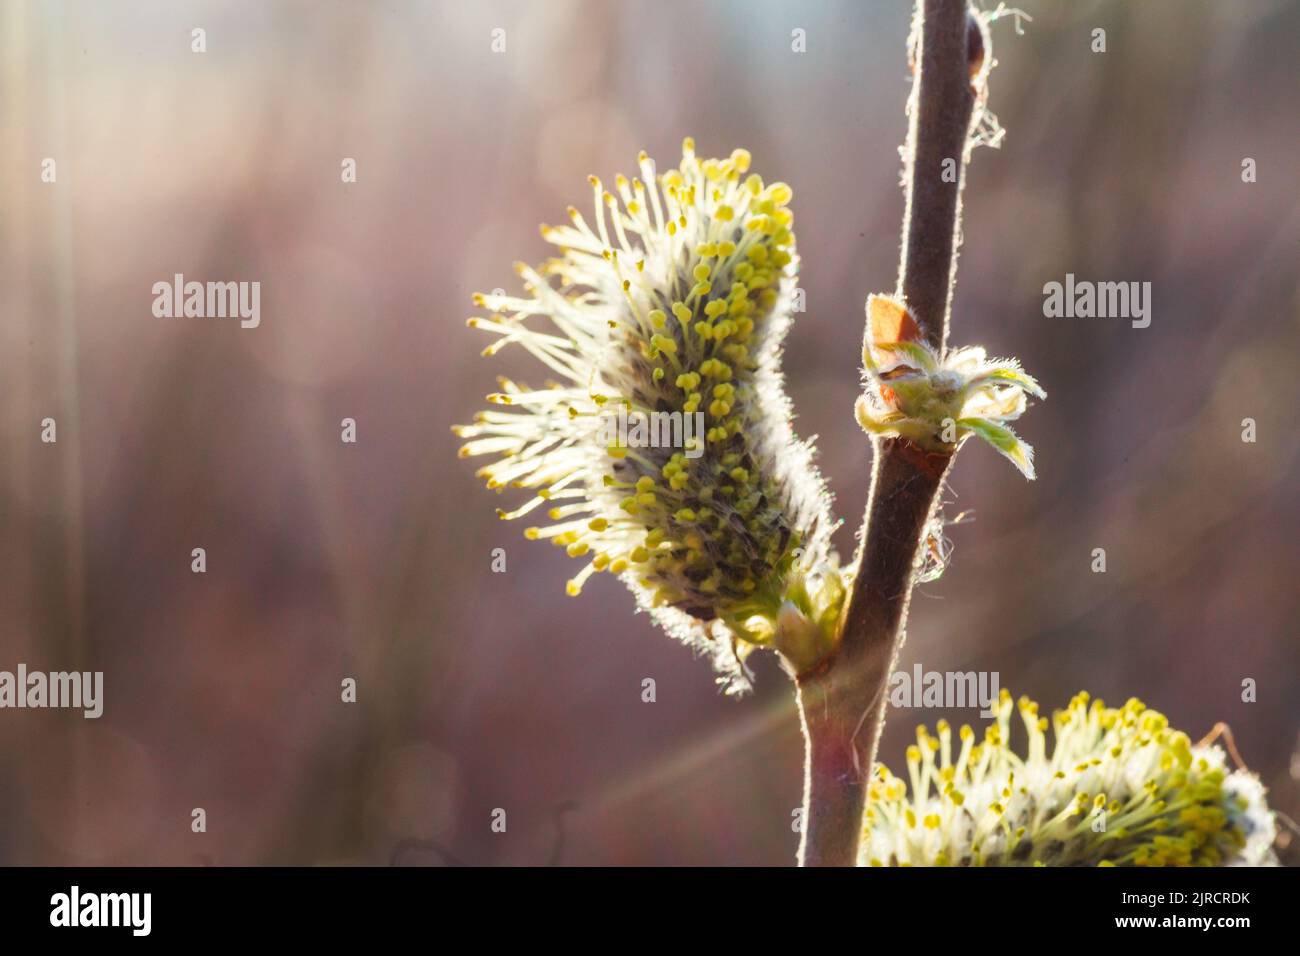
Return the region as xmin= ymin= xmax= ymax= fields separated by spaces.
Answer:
xmin=456 ymin=140 xmax=844 ymax=692
xmin=862 ymin=692 xmax=1278 ymax=867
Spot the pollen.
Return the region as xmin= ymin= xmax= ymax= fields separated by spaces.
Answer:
xmin=861 ymin=691 xmax=1278 ymax=867
xmin=455 ymin=140 xmax=844 ymax=694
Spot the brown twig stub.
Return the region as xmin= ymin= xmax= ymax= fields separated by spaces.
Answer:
xmin=796 ymin=0 xmax=981 ymax=867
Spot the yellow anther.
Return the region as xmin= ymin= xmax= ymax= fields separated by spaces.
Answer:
xmin=651 ymin=334 xmax=678 ymax=355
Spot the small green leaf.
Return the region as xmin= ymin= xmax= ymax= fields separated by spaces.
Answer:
xmin=958 ymin=417 xmax=1036 ymax=479
xmin=875 ymin=340 xmax=940 ymax=373
xmin=967 ymin=363 xmax=1046 ymax=399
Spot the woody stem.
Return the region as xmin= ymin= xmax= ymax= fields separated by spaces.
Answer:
xmin=797 ymin=0 xmax=977 ymax=867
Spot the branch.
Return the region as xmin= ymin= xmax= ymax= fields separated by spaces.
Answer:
xmin=897 ymin=0 xmax=981 ymax=348
xmin=797 ymin=0 xmax=981 ymax=868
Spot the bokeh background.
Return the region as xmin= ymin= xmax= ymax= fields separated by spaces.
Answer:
xmin=1 ymin=0 xmax=1297 ymax=866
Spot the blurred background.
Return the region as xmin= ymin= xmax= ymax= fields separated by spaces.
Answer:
xmin=1 ymin=0 xmax=1297 ymax=866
